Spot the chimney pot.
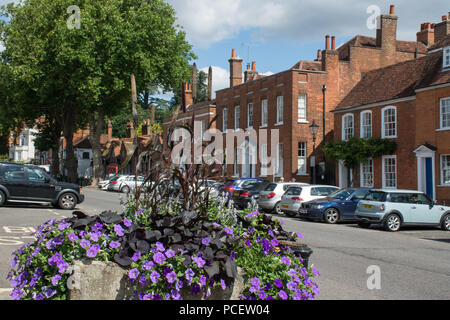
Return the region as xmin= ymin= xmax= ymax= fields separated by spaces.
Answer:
xmin=325 ymin=35 xmax=330 ymax=50
xmin=317 ymin=49 xmax=322 ymax=59
xmin=389 ymin=5 xmax=395 ymax=15
xmin=252 ymin=61 xmax=256 ymax=71
xmin=443 ymin=15 xmax=448 ymax=21
xmin=331 ymin=36 xmax=336 ymax=50
xmin=247 ymin=63 xmax=250 ymax=70
xmin=232 ymin=48 xmax=236 ymax=58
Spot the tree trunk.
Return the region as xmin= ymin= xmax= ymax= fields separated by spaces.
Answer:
xmin=63 ymin=103 xmax=78 ymax=183
xmin=89 ymin=107 xmax=105 ymax=186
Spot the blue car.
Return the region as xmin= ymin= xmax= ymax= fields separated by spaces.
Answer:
xmin=298 ymin=188 xmax=371 ymax=224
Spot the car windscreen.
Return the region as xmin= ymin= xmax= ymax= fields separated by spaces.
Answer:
xmin=364 ymin=191 xmax=387 ymax=202
xmin=264 ymin=183 xmax=278 ymax=192
xmin=329 ymin=189 xmax=355 ymax=200
xmin=285 ymin=187 xmax=302 ymax=195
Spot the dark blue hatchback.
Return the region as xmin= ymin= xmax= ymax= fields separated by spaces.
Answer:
xmin=298 ymin=188 xmax=371 ymax=224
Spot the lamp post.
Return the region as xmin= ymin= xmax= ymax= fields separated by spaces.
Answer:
xmin=309 ymin=120 xmax=319 ymax=184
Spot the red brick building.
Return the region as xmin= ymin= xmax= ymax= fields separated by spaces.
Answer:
xmin=215 ymin=5 xmax=426 ymax=183
xmin=332 ymin=24 xmax=450 ymax=203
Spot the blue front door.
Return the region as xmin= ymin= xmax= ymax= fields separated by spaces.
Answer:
xmin=425 ymin=158 xmax=433 ymax=199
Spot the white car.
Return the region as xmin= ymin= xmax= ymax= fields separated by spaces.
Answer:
xmin=98 ymin=175 xmax=120 ymax=190
xmin=279 ymin=185 xmax=340 ymax=217
xmin=258 ymin=182 xmax=310 ymax=214
xmin=107 ymin=175 xmax=146 ymax=193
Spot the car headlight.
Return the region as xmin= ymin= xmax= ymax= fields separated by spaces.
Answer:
xmin=312 ymin=204 xmax=324 ymax=209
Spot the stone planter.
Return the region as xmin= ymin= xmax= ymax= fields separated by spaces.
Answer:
xmin=67 ymin=260 xmax=245 ymax=300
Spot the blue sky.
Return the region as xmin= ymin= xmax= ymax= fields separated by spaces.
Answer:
xmin=1 ymin=0 xmax=449 ymax=98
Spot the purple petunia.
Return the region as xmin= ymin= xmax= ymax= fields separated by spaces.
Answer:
xmin=165 ymin=249 xmax=176 ymax=258
xmin=68 ymin=233 xmax=78 ymax=242
xmin=58 ymin=222 xmax=70 ymax=231
xmin=128 ymin=268 xmax=139 ymax=281
xmin=166 ymin=271 xmax=177 ymax=284
xmin=86 ymin=246 xmax=98 ymax=258
xmin=271 ymin=238 xmax=279 ymax=247
xmin=109 ymin=241 xmax=120 ymax=249
xmin=113 ymin=224 xmax=124 ymax=237
xmin=202 ymin=237 xmax=210 ymax=245
xmin=51 ymin=274 xmax=61 ymax=286
xmin=281 ymin=256 xmax=291 ymax=266
xmin=199 ymin=275 xmax=207 ymax=286
xmin=185 ymin=268 xmax=195 ymax=282
xmin=132 ymin=252 xmax=141 ymax=262
xmin=224 ymin=227 xmax=234 ymax=237
xmin=150 ymin=271 xmax=161 ymax=283
xmin=220 ymin=279 xmax=226 ymax=291
xmin=287 ymin=281 xmax=298 ymax=291
xmin=122 ymin=219 xmax=132 ymax=228
xmin=192 ymin=255 xmax=206 ymax=268
xmin=278 ymin=290 xmax=288 ymax=300
xmin=153 ymin=252 xmax=166 ymax=265
xmin=57 ymin=261 xmax=69 ymax=274
xmin=142 ymin=260 xmax=154 ymax=271
xmin=250 ymin=277 xmax=260 ymax=289
xmin=258 ymin=290 xmax=267 ymax=299
xmin=155 ymin=242 xmax=165 ymax=252
xmin=80 ymin=239 xmax=91 ymax=249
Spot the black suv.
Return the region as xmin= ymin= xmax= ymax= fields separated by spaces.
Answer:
xmin=0 ymin=162 xmax=84 ymax=210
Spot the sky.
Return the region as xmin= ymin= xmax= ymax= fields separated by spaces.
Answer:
xmin=1 ymin=0 xmax=449 ymax=98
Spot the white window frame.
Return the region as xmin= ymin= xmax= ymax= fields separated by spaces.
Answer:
xmin=222 ymin=108 xmax=228 ymax=133
xmin=342 ymin=113 xmax=354 ymax=141
xmin=440 ymin=97 xmax=450 ymax=130
xmin=297 ymin=142 xmax=307 ymax=175
xmin=382 ymin=155 xmax=397 ymax=189
xmin=261 ymin=99 xmax=268 ymax=127
xmin=360 ymin=110 xmax=372 ymax=139
xmin=247 ymin=103 xmax=254 ymax=129
xmin=381 ymin=106 xmax=397 ymax=139
xmin=360 ymin=158 xmax=374 ymax=188
xmin=298 ymin=94 xmax=307 ymax=123
xmin=440 ymin=154 xmax=450 ymax=186
xmin=276 ymin=96 xmax=284 ymax=125
xmin=234 ymin=106 xmax=240 ymax=130
xmin=444 ymin=46 xmax=450 ymax=69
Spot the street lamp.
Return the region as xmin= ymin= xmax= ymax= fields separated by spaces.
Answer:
xmin=309 ymin=120 xmax=319 ymax=184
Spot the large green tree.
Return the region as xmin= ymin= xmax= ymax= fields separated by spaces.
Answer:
xmin=1 ymin=0 xmax=195 ymax=183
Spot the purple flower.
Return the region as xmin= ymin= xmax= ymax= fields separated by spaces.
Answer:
xmin=271 ymin=238 xmax=279 ymax=247
xmin=153 ymin=252 xmax=166 ymax=265
xmin=48 ymin=253 xmax=63 ymax=266
xmin=68 ymin=233 xmax=78 ymax=242
xmin=176 ymin=281 xmax=184 ymax=290
xmin=122 ymin=219 xmax=132 ymax=228
xmin=113 ymin=224 xmax=124 ymax=237
xmin=136 ymin=208 xmax=145 ymax=216
xmin=57 ymin=261 xmax=69 ymax=274
xmin=312 ymin=267 xmax=321 ymax=277
xmin=250 ymin=277 xmax=260 ymax=289
xmin=246 ymin=239 xmax=252 ymax=247
xmin=139 ymin=274 xmax=149 ymax=287
xmin=192 ymin=255 xmax=206 ymax=268
xmin=202 ymin=237 xmax=210 ymax=245
xmin=300 ymin=267 xmax=308 ymax=277
xmin=199 ymin=275 xmax=207 ymax=286
xmin=166 ymin=271 xmax=177 ymax=284
xmin=296 ymin=232 xmax=303 ymax=239
xmin=94 ymin=222 xmax=103 ymax=230
xmin=11 ymin=288 xmax=23 ymax=300
xmin=44 ymin=288 xmax=57 ymax=299
xmin=281 ymin=256 xmax=291 ymax=266
xmin=128 ymin=268 xmax=139 ymax=281
xmin=220 ymin=279 xmax=226 ymax=291
xmin=51 ymin=274 xmax=61 ymax=286
xmin=224 ymin=227 xmax=234 ymax=237
xmin=278 ymin=290 xmax=288 ymax=300
xmin=86 ymin=246 xmax=98 ymax=258
xmin=287 ymin=281 xmax=297 ymax=291
xmin=171 ymin=289 xmax=182 ymax=300
xmin=191 ymin=284 xmax=201 ymax=294
xmin=58 ymin=222 xmax=70 ymax=231
xmin=274 ymin=279 xmax=283 ymax=288
xmin=185 ymin=268 xmax=195 ymax=282
xmin=89 ymin=232 xmax=99 ymax=242
xmin=165 ymin=249 xmax=176 ymax=258
xmin=258 ymin=290 xmax=267 ymax=299
xmin=155 ymin=242 xmax=165 ymax=252
xmin=132 ymin=252 xmax=141 ymax=262
xmin=80 ymin=239 xmax=91 ymax=249
xmin=231 ymin=251 xmax=236 ymax=260
xmin=45 ymin=240 xmax=55 ymax=250
xmin=109 ymin=241 xmax=120 ymax=249
xmin=150 ymin=271 xmax=161 ymax=283
xmin=142 ymin=260 xmax=154 ymax=271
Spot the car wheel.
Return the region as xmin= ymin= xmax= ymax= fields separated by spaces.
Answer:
xmin=358 ymin=221 xmax=371 ymax=229
xmin=384 ymin=214 xmax=401 ymax=232
xmin=272 ymin=202 xmax=282 ymax=215
xmin=58 ymin=193 xmax=77 ymax=210
xmin=442 ymin=214 xmax=450 ymax=231
xmin=0 ymin=191 xmax=5 ymax=206
xmin=121 ymin=186 xmax=130 ymax=194
xmin=324 ymin=208 xmax=340 ymax=224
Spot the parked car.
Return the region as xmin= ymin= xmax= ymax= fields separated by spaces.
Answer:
xmin=0 ymin=162 xmax=84 ymax=210
xmin=231 ymin=180 xmax=272 ymax=209
xmin=298 ymin=188 xmax=371 ymax=224
xmin=355 ymin=189 xmax=450 ymax=232
xmin=107 ymin=175 xmax=146 ymax=193
xmin=219 ymin=178 xmax=269 ymax=196
xmin=258 ymin=182 xmax=310 ymax=214
xmin=279 ymin=185 xmax=340 ymax=217
xmin=98 ymin=174 xmax=121 ymax=190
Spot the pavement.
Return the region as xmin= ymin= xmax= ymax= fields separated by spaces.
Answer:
xmin=1 ymin=188 xmax=450 ymax=300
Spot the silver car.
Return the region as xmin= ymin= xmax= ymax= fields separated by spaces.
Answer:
xmin=258 ymin=182 xmax=309 ymax=214
xmin=279 ymin=185 xmax=340 ymax=217
xmin=107 ymin=175 xmax=146 ymax=193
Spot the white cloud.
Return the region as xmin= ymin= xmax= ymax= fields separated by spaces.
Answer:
xmin=167 ymin=0 xmax=449 ymax=48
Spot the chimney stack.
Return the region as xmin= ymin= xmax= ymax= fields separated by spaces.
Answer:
xmin=207 ymin=66 xmax=213 ymax=101
xmin=192 ymin=63 xmax=197 ymax=103
xmin=376 ymin=4 xmax=398 ymax=52
xmin=181 ymin=82 xmax=193 ymax=112
xmin=316 ymin=49 xmax=322 ymax=61
xmin=417 ymin=22 xmax=435 ymax=47
xmin=331 ymin=36 xmax=336 ymax=50
xmin=229 ymin=48 xmax=243 ymax=87
xmin=325 ymin=35 xmax=330 ymax=50
xmin=252 ymin=61 xmax=256 ymax=71
xmin=126 ymin=122 xmax=134 ymax=139
xmin=435 ymin=13 xmax=450 ymax=44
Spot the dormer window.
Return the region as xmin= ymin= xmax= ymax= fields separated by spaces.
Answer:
xmin=444 ymin=46 xmax=450 ymax=69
